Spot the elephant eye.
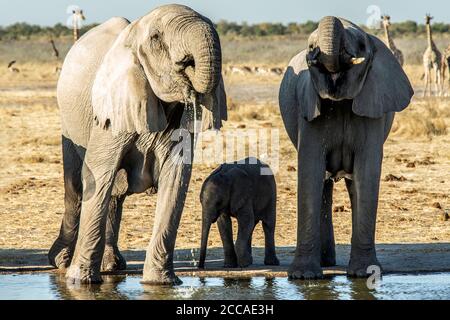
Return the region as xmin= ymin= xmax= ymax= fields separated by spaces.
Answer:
xmin=149 ymin=31 xmax=161 ymax=42
xmin=149 ymin=31 xmax=168 ymax=52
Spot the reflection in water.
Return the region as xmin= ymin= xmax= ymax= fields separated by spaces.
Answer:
xmin=348 ymin=278 xmax=377 ymax=300
xmin=50 ymin=274 xmax=128 ymax=300
xmin=1 ymin=273 xmax=450 ymax=300
xmin=290 ymin=277 xmax=342 ymax=300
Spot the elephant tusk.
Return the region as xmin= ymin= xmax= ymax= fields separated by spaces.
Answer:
xmin=350 ymin=57 xmax=365 ymax=65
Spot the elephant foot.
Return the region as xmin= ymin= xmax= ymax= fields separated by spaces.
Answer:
xmin=264 ymin=255 xmax=280 ymax=266
xmin=347 ymin=252 xmax=382 ymax=278
xmin=66 ymin=264 xmax=103 ymax=284
xmin=48 ymin=242 xmax=72 ymax=270
xmin=223 ymin=262 xmax=238 ymax=268
xmin=223 ymin=256 xmax=238 ymax=268
xmin=141 ymin=268 xmax=182 ymax=286
xmin=237 ymin=255 xmax=253 ymax=268
xmin=288 ymin=255 xmax=323 ymax=280
xmin=101 ymin=246 xmax=127 ymax=272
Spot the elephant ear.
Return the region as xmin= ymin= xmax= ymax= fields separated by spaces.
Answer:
xmin=352 ymin=35 xmax=414 ymax=118
xmin=181 ymin=75 xmax=228 ymax=133
xmin=92 ymin=27 xmax=167 ymax=136
xmin=227 ymin=167 xmax=252 ymax=213
xmin=279 ymin=50 xmax=320 ymax=147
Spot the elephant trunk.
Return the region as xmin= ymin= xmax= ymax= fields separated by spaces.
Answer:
xmin=182 ymin=20 xmax=222 ymax=95
xmin=318 ymin=16 xmax=344 ymax=73
xmin=198 ymin=215 xmax=211 ymax=269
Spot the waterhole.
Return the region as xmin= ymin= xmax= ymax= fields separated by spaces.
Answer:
xmin=1 ymin=273 xmax=449 ymax=300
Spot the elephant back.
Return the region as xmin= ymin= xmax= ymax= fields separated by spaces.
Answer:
xmin=57 ymin=17 xmax=130 ymax=149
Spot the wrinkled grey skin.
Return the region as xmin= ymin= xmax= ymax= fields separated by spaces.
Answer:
xmin=198 ymin=158 xmax=279 ymax=269
xmin=279 ymin=16 xmax=413 ymax=279
xmin=48 ymin=4 xmax=227 ymax=285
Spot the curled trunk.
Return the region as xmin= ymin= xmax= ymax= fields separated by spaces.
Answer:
xmin=318 ymin=16 xmax=344 ymax=73
xmin=182 ymin=21 xmax=222 ymax=94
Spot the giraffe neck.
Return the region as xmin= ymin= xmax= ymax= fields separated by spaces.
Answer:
xmin=383 ymin=24 xmax=396 ymax=50
xmin=426 ymin=23 xmax=434 ymax=49
xmin=73 ymin=16 xmax=79 ymax=42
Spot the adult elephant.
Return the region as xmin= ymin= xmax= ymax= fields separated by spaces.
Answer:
xmin=279 ymin=16 xmax=413 ymax=279
xmin=48 ymin=4 xmax=227 ymax=285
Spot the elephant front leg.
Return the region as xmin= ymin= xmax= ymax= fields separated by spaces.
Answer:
xmin=262 ymin=201 xmax=279 ymax=266
xmin=347 ymin=148 xmax=383 ymax=278
xmin=262 ymin=220 xmax=279 ymax=266
xmin=217 ymin=214 xmax=238 ymax=268
xmin=102 ymin=194 xmax=127 ymax=272
xmin=66 ymin=131 xmax=134 ymax=284
xmin=142 ymin=158 xmax=193 ymax=285
xmin=48 ymin=137 xmax=82 ymax=270
xmin=235 ymin=207 xmax=255 ymax=268
xmin=289 ymin=141 xmax=326 ymax=280
xmin=48 ymin=183 xmax=81 ymax=270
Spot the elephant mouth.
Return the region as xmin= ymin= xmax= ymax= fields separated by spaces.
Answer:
xmin=172 ymin=51 xmax=219 ymax=108
xmin=329 ymin=72 xmax=341 ymax=84
xmin=174 ymin=57 xmax=200 ymax=104
xmin=307 ymin=47 xmax=369 ymax=101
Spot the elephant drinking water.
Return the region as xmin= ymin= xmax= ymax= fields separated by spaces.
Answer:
xmin=48 ymin=4 xmax=227 ymax=285
xmin=279 ymin=16 xmax=414 ymax=279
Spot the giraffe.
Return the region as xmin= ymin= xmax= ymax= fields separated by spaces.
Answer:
xmin=423 ymin=14 xmax=442 ymax=97
xmin=72 ymin=9 xmax=85 ymax=42
xmin=50 ymin=39 xmax=62 ymax=74
xmin=381 ymin=15 xmax=404 ymax=66
xmin=49 ymin=39 xmax=59 ymax=59
xmin=441 ymin=45 xmax=450 ymax=95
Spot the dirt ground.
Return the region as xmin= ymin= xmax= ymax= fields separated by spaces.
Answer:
xmin=0 ymin=63 xmax=449 ymax=262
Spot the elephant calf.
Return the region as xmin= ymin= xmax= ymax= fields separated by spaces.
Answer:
xmin=198 ymin=157 xmax=279 ymax=269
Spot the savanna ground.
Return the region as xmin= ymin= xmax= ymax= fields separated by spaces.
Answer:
xmin=0 ymin=34 xmax=449 ymax=264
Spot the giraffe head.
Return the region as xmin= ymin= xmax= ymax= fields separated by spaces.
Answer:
xmin=381 ymin=15 xmax=391 ymax=28
xmin=425 ymin=14 xmax=433 ymax=25
xmin=72 ymin=9 xmax=85 ymax=21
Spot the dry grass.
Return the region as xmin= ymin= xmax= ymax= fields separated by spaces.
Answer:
xmin=0 ymin=61 xmax=449 ymax=252
xmin=0 ymin=62 xmax=61 ymax=89
xmin=2 ymin=33 xmax=449 ymax=68
xmin=0 ymin=34 xmax=449 ymax=253
xmin=392 ymin=98 xmax=450 ymax=138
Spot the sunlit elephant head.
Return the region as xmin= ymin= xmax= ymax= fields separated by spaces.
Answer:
xmin=91 ymin=4 xmax=226 ymax=136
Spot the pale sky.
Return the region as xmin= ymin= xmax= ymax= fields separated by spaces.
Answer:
xmin=0 ymin=0 xmax=449 ymax=26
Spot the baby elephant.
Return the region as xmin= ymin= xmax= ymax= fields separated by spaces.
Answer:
xmin=198 ymin=157 xmax=279 ymax=269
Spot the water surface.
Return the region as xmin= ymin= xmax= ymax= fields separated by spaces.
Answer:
xmin=1 ymin=273 xmax=449 ymax=300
